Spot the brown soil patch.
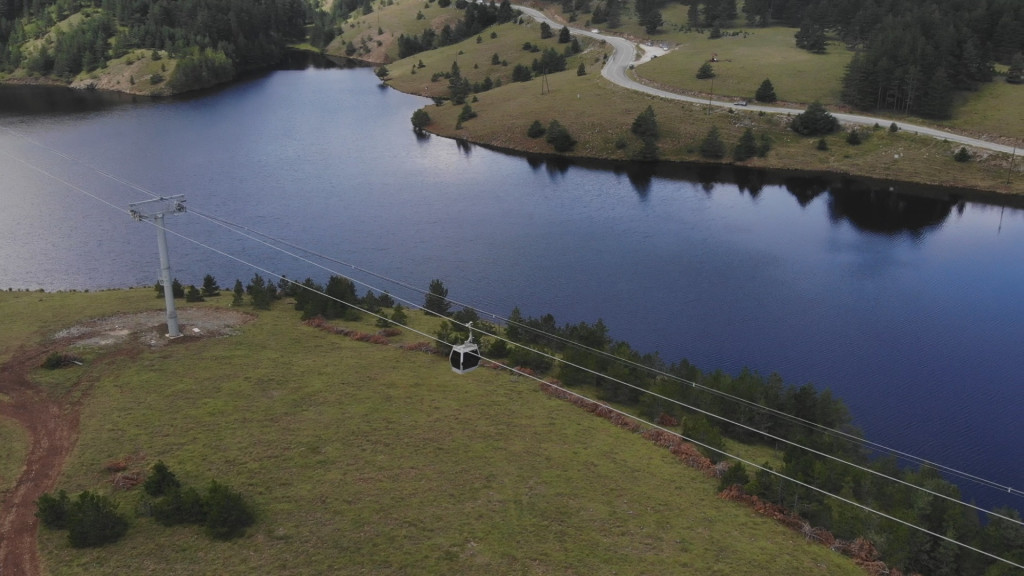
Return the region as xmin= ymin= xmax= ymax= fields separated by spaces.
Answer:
xmin=0 ymin=307 xmax=252 ymax=576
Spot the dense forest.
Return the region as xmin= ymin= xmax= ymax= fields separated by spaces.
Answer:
xmin=0 ymin=0 xmax=307 ymax=90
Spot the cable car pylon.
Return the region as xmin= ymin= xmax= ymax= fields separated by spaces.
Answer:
xmin=129 ymin=195 xmax=186 ymax=338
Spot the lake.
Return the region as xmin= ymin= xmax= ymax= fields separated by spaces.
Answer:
xmin=1 ymin=62 xmax=1022 ymax=514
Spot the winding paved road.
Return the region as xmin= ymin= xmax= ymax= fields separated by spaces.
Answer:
xmin=515 ymin=5 xmax=1019 ymax=155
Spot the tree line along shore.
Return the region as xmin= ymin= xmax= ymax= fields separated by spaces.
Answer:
xmin=0 ymin=0 xmax=1020 ymax=194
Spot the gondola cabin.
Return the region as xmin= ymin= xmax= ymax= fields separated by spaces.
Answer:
xmin=450 ymin=340 xmax=481 ymax=374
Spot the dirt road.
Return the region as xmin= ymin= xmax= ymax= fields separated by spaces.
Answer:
xmin=0 ymin=308 xmax=251 ymax=576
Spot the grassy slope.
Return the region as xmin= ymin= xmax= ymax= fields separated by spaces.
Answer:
xmin=636 ymin=26 xmax=852 ymax=106
xmin=403 ymin=65 xmax=1021 ymax=193
xmin=942 ymin=79 xmax=1024 ymax=141
xmin=0 ymin=289 xmax=163 ymax=365
xmin=3 ymin=10 xmax=174 ymax=96
xmin=0 ymin=289 xmax=865 ymax=575
xmin=634 ymin=22 xmax=1024 ymax=143
xmin=69 ymin=49 xmax=177 ymax=96
xmin=357 ymin=0 xmax=1022 ymax=194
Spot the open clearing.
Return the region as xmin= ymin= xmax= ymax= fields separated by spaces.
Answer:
xmin=0 ymin=289 xmax=864 ymax=575
xmin=635 ymin=27 xmax=853 ymax=106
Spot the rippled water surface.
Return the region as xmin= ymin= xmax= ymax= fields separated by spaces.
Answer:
xmin=1 ymin=65 xmax=1022 ymax=512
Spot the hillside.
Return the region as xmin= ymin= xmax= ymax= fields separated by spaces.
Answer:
xmin=334 ymin=1 xmax=1022 ymax=195
xmin=0 ymin=0 xmax=1021 ymax=193
xmin=0 ymin=288 xmax=867 ymax=575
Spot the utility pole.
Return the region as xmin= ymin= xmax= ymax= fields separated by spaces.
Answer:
xmin=129 ymin=195 xmax=187 ymax=338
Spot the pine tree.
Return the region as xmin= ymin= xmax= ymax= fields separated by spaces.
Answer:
xmin=558 ymin=26 xmax=570 ymax=43
xmin=687 ymin=2 xmax=700 ymax=27
xmin=201 ymin=274 xmax=220 ymax=297
xmin=527 ymin=120 xmax=546 ymax=138
xmin=917 ymin=68 xmax=954 ymax=119
xmin=231 ymin=280 xmax=244 ymax=306
xmin=645 ymin=10 xmax=663 ymax=33
xmin=790 ymin=101 xmax=838 ymax=136
xmin=546 ymin=120 xmax=577 ymax=152
xmin=696 ymin=62 xmax=715 ymax=79
xmin=733 ymin=128 xmax=758 ymax=161
xmin=630 ymin=105 xmax=659 ymax=140
xmin=186 ymin=285 xmax=204 ymax=302
xmin=699 ymin=126 xmax=726 ymax=159
xmin=633 ymin=137 xmax=659 ymax=161
xmin=246 ymin=274 xmax=271 ymax=310
xmin=425 ymin=279 xmax=451 ymax=316
xmin=755 ymin=78 xmax=777 ymax=103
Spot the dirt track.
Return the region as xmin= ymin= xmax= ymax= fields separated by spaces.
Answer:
xmin=0 ymin=308 xmax=251 ymax=576
xmin=0 ymin=345 xmax=77 ymax=576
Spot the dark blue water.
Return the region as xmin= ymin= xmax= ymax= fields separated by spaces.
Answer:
xmin=1 ymin=65 xmax=1022 ymax=515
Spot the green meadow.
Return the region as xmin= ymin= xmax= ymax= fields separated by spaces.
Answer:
xmin=636 ymin=26 xmax=853 ymax=106
xmin=0 ymin=289 xmax=866 ymax=575
xmin=355 ymin=1 xmax=1021 ymax=194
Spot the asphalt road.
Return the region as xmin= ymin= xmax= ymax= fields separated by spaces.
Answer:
xmin=513 ymin=5 xmax=1019 ymax=155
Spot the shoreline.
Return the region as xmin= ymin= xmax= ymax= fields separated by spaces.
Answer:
xmin=419 ymin=123 xmax=1024 ymax=210
xmin=4 ymin=54 xmax=1022 ymax=200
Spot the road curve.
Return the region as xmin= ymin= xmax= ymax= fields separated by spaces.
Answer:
xmin=513 ymin=5 xmax=1019 ymax=155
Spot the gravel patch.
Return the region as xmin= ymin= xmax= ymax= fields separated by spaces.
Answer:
xmin=51 ymin=308 xmax=254 ymax=349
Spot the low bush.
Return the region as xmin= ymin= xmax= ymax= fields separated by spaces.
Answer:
xmin=527 ymin=120 xmax=546 ymax=138
xmin=67 ymin=491 xmax=129 ymax=548
xmin=204 ymin=481 xmax=256 ymax=540
xmin=153 ymin=486 xmax=206 ymax=526
xmin=36 ymin=490 xmax=71 ymax=529
xmin=144 ymin=461 xmax=181 ymax=497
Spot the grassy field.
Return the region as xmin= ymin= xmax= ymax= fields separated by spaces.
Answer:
xmin=0 ymin=289 xmax=163 ymax=365
xmin=327 ymin=0 xmax=467 ymax=65
xmin=403 ymin=62 xmax=1022 ymax=194
xmin=363 ymin=3 xmax=1023 ymax=195
xmin=941 ymin=78 xmax=1024 ymax=141
xmin=349 ymin=1 xmax=1023 ymax=194
xmin=0 ymin=289 xmax=868 ymax=575
xmin=635 ymin=26 xmax=853 ymax=106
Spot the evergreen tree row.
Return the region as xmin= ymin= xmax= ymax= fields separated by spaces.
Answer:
xmin=397 ymin=0 xmax=515 ymax=59
xmin=495 ymin=306 xmax=1024 ymax=575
